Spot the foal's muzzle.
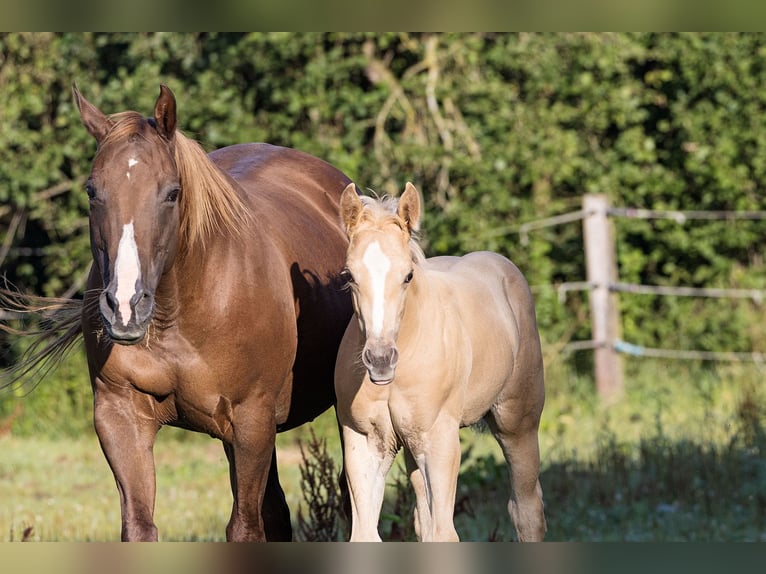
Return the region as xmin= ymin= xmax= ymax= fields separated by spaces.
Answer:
xmin=362 ymin=341 xmax=399 ymax=385
xmin=99 ymin=284 xmax=155 ymax=345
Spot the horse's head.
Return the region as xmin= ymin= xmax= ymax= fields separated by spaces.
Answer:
xmin=74 ymin=84 xmax=181 ymax=345
xmin=340 ymin=183 xmax=422 ymax=385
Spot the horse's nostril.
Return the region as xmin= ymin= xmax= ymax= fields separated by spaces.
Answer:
xmin=363 ymin=344 xmax=398 ymax=370
xmin=389 ymin=347 xmax=399 ymax=367
xmin=131 ymin=289 xmax=155 ymax=325
xmin=100 ymin=290 xmax=118 ymax=313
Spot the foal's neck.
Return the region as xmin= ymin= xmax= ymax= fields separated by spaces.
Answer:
xmin=398 ymin=266 xmax=436 ymax=342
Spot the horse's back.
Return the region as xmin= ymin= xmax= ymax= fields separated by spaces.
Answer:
xmin=425 ymin=251 xmax=543 ymax=396
xmin=210 ymin=143 xmax=350 ymax=209
xmin=210 ymin=143 xmax=354 ymax=430
xmin=426 ymin=251 xmax=536 ymax=319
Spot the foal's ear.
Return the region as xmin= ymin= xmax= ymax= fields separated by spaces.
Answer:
xmin=153 ymin=84 xmax=177 ymax=140
xmin=397 ymin=182 xmax=421 ymax=233
xmin=72 ymin=83 xmax=113 ymax=144
xmin=340 ymin=183 xmax=363 ymax=234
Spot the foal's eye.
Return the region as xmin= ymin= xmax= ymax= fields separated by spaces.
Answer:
xmin=340 ymin=268 xmax=355 ymax=286
xmin=164 ymin=186 xmax=180 ymax=203
xmin=404 ymin=271 xmax=414 ymax=284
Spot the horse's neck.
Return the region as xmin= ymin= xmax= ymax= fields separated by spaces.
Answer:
xmin=160 ymin=228 xmax=271 ymax=314
xmin=152 ymin=265 xmax=182 ymax=329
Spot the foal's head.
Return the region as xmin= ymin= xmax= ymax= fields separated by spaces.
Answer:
xmin=74 ymin=85 xmax=182 ymax=344
xmin=340 ymin=183 xmax=423 ymax=384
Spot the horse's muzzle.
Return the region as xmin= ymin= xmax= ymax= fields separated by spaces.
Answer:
xmin=99 ymin=287 xmax=154 ymax=345
xmin=362 ymin=341 xmax=399 ymax=385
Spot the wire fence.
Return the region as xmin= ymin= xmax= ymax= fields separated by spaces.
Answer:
xmin=521 ymin=200 xmax=766 ymax=366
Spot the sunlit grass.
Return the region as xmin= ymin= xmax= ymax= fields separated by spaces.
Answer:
xmin=1 ymin=355 xmax=764 ymax=541
xmin=0 ymin=431 xmax=232 ymax=541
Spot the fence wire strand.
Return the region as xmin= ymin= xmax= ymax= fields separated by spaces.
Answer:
xmin=521 ymin=203 xmax=766 ymax=364
xmin=608 ymin=206 xmax=766 ymax=222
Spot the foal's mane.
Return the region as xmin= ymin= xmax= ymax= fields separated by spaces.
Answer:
xmin=356 ymin=194 xmax=426 ymax=265
xmin=99 ymin=111 xmax=252 ymax=256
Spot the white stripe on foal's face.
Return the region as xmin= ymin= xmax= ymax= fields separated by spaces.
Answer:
xmin=114 ymin=221 xmax=141 ymax=323
xmin=362 ymin=240 xmax=391 ymax=337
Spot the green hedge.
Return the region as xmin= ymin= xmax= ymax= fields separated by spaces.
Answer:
xmin=2 ymin=33 xmax=766 ymax=430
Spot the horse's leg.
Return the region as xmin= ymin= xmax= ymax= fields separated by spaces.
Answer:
xmin=93 ymin=379 xmax=160 ymax=541
xmin=262 ymin=449 xmax=292 ymax=540
xmin=404 ymin=449 xmax=430 ymax=541
xmin=486 ymin=405 xmax=546 ymax=542
xmin=224 ymin=443 xmax=291 ymax=541
xmin=412 ymin=419 xmax=462 ymax=542
xmin=223 ymin=403 xmax=279 ymax=541
xmin=342 ymin=425 xmax=395 ymax=541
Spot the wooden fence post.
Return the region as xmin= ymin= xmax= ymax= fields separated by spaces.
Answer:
xmin=582 ymin=194 xmax=624 ymax=400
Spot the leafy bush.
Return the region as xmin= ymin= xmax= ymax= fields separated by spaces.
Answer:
xmin=3 ymin=32 xmax=766 ymax=426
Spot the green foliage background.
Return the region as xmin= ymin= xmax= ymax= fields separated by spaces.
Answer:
xmin=2 ymin=33 xmax=766 ymax=433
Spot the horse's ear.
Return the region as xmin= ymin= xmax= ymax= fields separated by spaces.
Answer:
xmin=397 ymin=182 xmax=421 ymax=233
xmin=72 ymin=83 xmax=113 ymax=144
xmin=153 ymin=84 xmax=177 ymax=140
xmin=340 ymin=183 xmax=363 ymax=234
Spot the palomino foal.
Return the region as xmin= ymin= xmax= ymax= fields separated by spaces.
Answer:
xmin=335 ymin=183 xmax=546 ymax=542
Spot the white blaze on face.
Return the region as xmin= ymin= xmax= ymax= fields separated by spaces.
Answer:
xmin=361 ymin=240 xmax=391 ymax=337
xmin=126 ymin=157 xmax=138 ymax=180
xmin=114 ymin=221 xmax=141 ymax=323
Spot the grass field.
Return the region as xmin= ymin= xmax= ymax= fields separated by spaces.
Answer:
xmin=1 ymin=357 xmax=765 ymax=541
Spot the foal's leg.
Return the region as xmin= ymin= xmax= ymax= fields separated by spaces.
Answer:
xmin=410 ymin=419 xmax=462 ymax=542
xmin=342 ymin=426 xmax=396 ymax=541
xmin=335 ymin=410 xmax=353 ymax=538
xmin=404 ymin=449 xmax=431 ymax=541
xmin=93 ymin=379 xmax=161 ymax=541
xmin=487 ymin=405 xmax=546 ymax=541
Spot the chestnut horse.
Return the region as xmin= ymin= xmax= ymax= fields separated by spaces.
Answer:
xmin=1 ymin=85 xmax=354 ymax=541
xmin=334 ymin=183 xmax=546 ymax=541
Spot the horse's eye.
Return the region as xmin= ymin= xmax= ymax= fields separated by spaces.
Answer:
xmin=85 ymin=183 xmax=97 ymax=201
xmin=404 ymin=271 xmax=414 ymax=284
xmin=164 ymin=187 xmax=180 ymax=203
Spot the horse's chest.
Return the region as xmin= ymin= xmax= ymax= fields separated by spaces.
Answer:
xmin=96 ymin=344 xmax=177 ymax=397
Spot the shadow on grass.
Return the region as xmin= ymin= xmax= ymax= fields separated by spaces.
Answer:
xmin=449 ymin=401 xmax=766 ymax=542
xmin=296 ymin=395 xmax=766 ymax=542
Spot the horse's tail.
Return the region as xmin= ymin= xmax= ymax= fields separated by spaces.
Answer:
xmin=0 ymin=283 xmax=85 ymax=392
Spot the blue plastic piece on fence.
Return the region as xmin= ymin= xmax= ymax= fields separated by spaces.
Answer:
xmin=613 ymin=339 xmax=645 ymax=357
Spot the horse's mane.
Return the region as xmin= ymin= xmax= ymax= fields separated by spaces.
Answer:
xmin=356 ymin=194 xmax=426 ymax=265
xmin=99 ymin=112 xmax=253 ymax=257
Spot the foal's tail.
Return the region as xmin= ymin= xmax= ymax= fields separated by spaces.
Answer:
xmin=0 ymin=283 xmax=85 ymax=392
